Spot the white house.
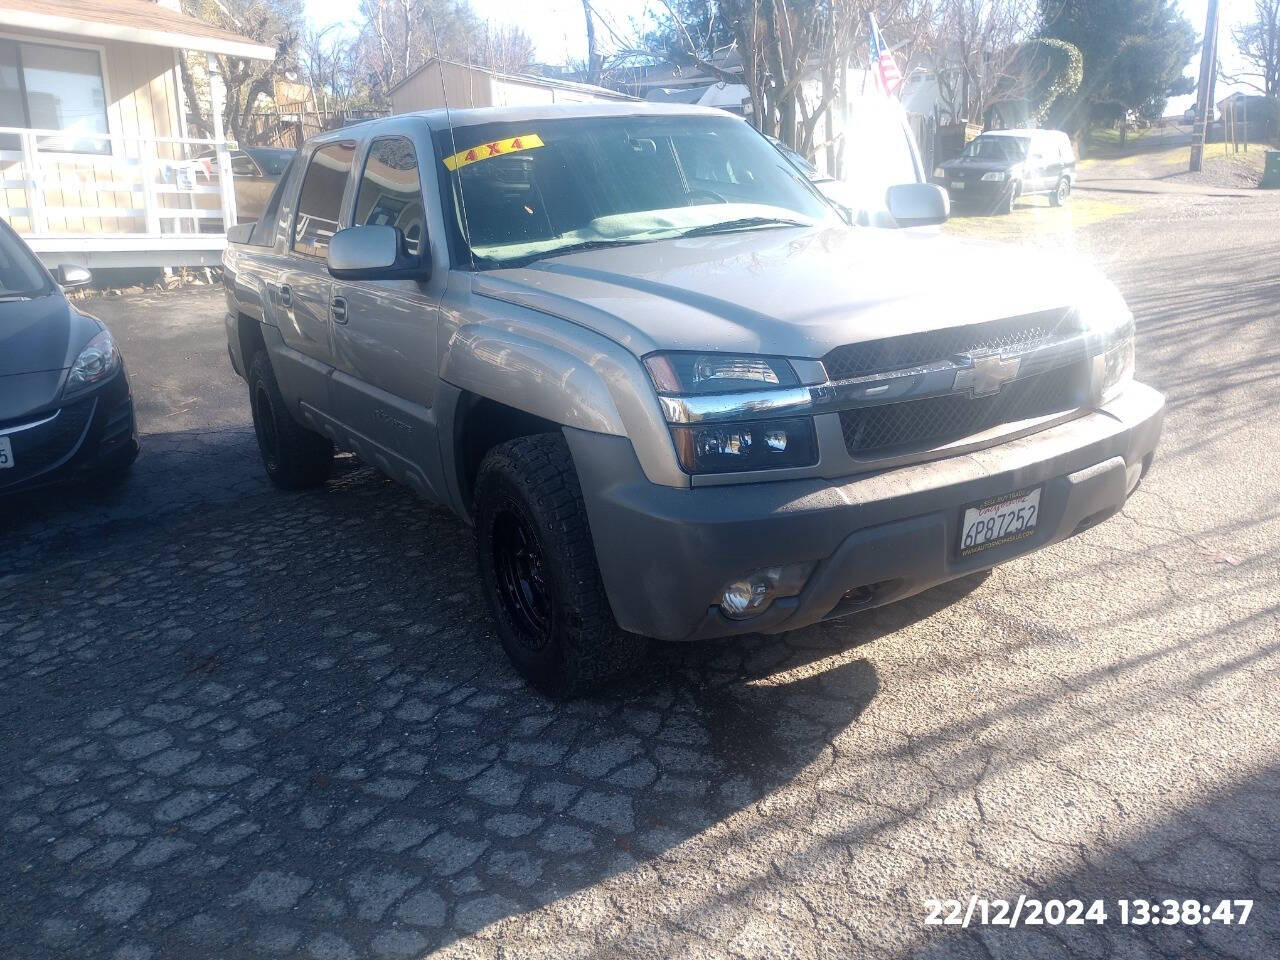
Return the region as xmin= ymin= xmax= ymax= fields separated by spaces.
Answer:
xmin=0 ymin=0 xmax=274 ymax=267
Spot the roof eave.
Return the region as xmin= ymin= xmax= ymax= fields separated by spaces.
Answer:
xmin=0 ymin=8 xmax=276 ymax=60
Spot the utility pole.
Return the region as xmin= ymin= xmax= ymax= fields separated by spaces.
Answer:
xmin=1190 ymin=0 xmax=1220 ymax=172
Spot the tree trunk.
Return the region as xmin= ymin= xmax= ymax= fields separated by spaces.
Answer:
xmin=582 ymin=0 xmax=602 ymax=85
xmin=179 ymin=52 xmax=210 ymax=139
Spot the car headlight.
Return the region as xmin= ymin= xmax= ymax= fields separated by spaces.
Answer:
xmin=981 ymin=171 xmax=1007 ymax=182
xmin=644 ymin=352 xmax=799 ymax=394
xmin=64 ymin=329 xmax=120 ymax=396
xmin=1078 ymin=284 xmax=1136 ymax=402
xmin=645 ymin=353 xmax=819 ymax=474
xmin=932 ymin=166 xmax=945 ymax=179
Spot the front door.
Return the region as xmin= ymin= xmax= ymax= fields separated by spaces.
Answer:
xmin=329 ymin=135 xmax=447 ymax=501
xmin=273 ymin=140 xmax=356 ymax=414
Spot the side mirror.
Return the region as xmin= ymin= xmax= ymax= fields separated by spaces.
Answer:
xmin=56 ymin=264 xmax=92 ymax=288
xmin=886 ymin=183 xmax=950 ymax=228
xmin=226 ymin=222 xmax=254 ymax=244
xmin=327 ymin=225 xmax=429 ymax=282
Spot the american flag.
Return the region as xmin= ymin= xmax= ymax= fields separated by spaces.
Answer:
xmin=869 ymin=14 xmax=903 ymax=96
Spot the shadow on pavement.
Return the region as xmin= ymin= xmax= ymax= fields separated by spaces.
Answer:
xmin=0 ymin=459 xmax=988 ymax=957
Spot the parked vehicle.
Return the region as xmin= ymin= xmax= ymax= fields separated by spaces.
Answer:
xmin=0 ymin=222 xmax=138 ymax=495
xmin=934 ymin=129 xmax=1076 ymax=214
xmin=199 ymin=147 xmax=296 ymax=224
xmin=222 ymin=104 xmax=1163 ymax=696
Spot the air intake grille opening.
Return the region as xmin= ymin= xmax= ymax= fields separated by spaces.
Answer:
xmin=839 ymin=361 xmax=1087 ymax=457
xmin=823 ymin=310 xmax=1078 ymax=382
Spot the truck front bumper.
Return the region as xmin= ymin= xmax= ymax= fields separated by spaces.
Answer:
xmin=567 ymin=381 xmax=1164 ymax=642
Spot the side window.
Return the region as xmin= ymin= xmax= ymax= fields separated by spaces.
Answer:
xmin=249 ymin=155 xmax=296 ymax=246
xmin=353 ymin=136 xmax=425 ymax=256
xmin=293 ymin=141 xmax=356 ymax=258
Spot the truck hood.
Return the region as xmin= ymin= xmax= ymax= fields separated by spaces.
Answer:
xmin=472 ymin=225 xmax=1102 ymax=360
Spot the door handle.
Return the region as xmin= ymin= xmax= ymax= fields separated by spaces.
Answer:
xmin=278 ymin=283 xmax=292 ymax=308
xmin=331 ymin=295 xmax=348 ymax=324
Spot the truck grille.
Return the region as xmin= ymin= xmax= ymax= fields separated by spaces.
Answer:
xmin=822 ymin=310 xmax=1078 ymax=382
xmin=0 ymin=399 xmax=95 ymax=487
xmin=839 ymin=361 xmax=1086 ymax=458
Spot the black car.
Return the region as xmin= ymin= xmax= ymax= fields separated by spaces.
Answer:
xmin=934 ymin=129 xmax=1076 ymax=215
xmin=0 ymin=222 xmax=138 ymax=495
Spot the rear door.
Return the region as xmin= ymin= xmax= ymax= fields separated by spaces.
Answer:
xmin=329 ymin=133 xmax=448 ymax=500
xmin=274 ymin=140 xmax=355 ymax=415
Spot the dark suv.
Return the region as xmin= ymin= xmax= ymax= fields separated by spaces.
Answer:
xmin=934 ymin=129 xmax=1076 ymax=214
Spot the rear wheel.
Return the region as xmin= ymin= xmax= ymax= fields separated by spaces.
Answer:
xmin=474 ymin=433 xmax=644 ymax=698
xmin=247 ymin=351 xmax=333 ymax=489
xmin=1050 ymin=176 xmax=1071 ymax=207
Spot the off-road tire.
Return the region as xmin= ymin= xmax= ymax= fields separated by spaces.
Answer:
xmin=1050 ymin=176 xmax=1071 ymax=207
xmin=247 ymin=351 xmax=333 ymax=490
xmin=473 ymin=433 xmax=645 ymax=698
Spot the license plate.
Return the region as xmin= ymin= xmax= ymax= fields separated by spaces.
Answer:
xmin=959 ymin=487 xmax=1041 ymax=557
xmin=0 ymin=436 xmax=12 ymax=470
xmin=950 ymin=181 xmax=965 ymax=190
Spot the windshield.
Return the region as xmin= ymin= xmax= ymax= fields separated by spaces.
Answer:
xmin=961 ymin=136 xmax=1030 ymax=161
xmin=248 ymin=148 xmax=296 ymax=177
xmin=0 ymin=224 xmax=50 ymax=298
xmin=434 ymin=115 xmax=835 ymax=268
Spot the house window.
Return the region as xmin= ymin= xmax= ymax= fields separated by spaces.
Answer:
xmin=0 ymin=39 xmax=110 ymax=155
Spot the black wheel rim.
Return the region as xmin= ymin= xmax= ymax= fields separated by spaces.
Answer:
xmin=252 ymin=382 xmax=280 ymax=471
xmin=491 ymin=508 xmax=553 ymax=650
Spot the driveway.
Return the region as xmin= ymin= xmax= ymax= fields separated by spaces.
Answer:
xmin=2 ymin=180 xmax=1278 ymax=959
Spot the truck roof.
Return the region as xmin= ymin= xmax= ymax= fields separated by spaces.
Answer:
xmin=309 ymin=102 xmax=737 ymax=142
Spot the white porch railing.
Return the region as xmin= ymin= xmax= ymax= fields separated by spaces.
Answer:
xmin=0 ymin=126 xmax=237 ymax=243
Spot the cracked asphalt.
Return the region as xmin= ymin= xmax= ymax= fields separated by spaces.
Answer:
xmin=2 ymin=179 xmax=1278 ymax=959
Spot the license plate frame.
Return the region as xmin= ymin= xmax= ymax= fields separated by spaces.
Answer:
xmin=0 ymin=435 xmax=12 ymax=470
xmin=958 ymin=486 xmax=1042 ymax=558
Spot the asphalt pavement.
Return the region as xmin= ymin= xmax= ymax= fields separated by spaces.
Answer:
xmin=1 ymin=178 xmax=1278 ymax=960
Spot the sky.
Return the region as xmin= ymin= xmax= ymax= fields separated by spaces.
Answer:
xmin=305 ymin=0 xmax=1264 ymax=109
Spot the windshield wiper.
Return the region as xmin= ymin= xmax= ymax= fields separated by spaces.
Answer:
xmin=501 ymin=238 xmax=648 ymax=267
xmin=676 ymin=216 xmax=810 ymax=239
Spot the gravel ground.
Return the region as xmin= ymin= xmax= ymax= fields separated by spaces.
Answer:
xmin=1 ymin=180 xmax=1278 ymax=960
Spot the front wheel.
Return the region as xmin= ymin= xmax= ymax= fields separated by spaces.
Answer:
xmin=1050 ymin=176 xmax=1071 ymax=207
xmin=473 ymin=433 xmax=644 ymax=698
xmin=247 ymin=351 xmax=333 ymax=489
xmin=999 ymin=183 xmax=1018 ymax=215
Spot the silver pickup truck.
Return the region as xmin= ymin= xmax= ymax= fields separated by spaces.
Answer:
xmin=222 ymin=104 xmax=1163 ymax=696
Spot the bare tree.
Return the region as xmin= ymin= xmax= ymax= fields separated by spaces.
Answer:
xmin=481 ymin=23 xmax=537 ymax=74
xmin=181 ymin=0 xmax=303 ymax=140
xmin=1223 ymin=0 xmax=1280 ymax=97
xmin=920 ymin=0 xmax=1040 ymax=126
xmin=356 ymin=0 xmax=486 ymax=101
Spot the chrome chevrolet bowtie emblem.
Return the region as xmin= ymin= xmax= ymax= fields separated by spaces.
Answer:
xmin=952 ymin=353 xmax=1022 ymax=397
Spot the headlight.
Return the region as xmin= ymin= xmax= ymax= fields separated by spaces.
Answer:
xmin=981 ymin=171 xmax=1007 ymax=182
xmin=644 ymin=352 xmax=799 ymax=394
xmin=645 ymin=353 xmax=817 ymax=474
xmin=1078 ymin=283 xmax=1136 ymax=402
xmin=932 ymin=166 xmax=945 ymax=179
xmin=670 ymin=417 xmax=817 ymax=474
xmin=64 ymin=329 xmax=120 ymax=396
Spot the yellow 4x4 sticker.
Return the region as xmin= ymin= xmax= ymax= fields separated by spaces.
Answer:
xmin=442 ymin=134 xmax=545 ymax=171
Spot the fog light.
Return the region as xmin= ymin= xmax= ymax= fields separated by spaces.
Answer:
xmin=718 ymin=562 xmax=815 ymax=620
xmin=670 ymin=417 xmax=817 ymax=474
